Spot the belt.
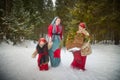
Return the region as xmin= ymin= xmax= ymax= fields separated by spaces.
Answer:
xmin=52 ymin=33 xmax=60 ymax=35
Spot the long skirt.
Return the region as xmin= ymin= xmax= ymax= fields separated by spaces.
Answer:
xmin=71 ymin=50 xmax=87 ymax=71
xmin=37 ymin=54 xmax=49 ymax=71
xmin=49 ymin=35 xmax=61 ymax=67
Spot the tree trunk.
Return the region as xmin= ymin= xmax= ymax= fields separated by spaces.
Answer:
xmin=114 ymin=32 xmax=119 ymax=45
xmin=5 ymin=0 xmax=13 ymax=16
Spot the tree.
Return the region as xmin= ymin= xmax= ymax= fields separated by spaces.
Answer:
xmin=62 ymin=0 xmax=120 ymax=44
xmin=0 ymin=0 xmax=56 ymax=44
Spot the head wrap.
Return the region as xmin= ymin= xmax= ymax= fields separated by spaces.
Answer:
xmin=38 ymin=38 xmax=46 ymax=43
xmin=79 ymin=22 xmax=86 ymax=29
xmin=51 ymin=16 xmax=59 ymax=25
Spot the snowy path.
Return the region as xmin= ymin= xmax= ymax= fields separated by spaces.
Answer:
xmin=0 ymin=41 xmax=120 ymax=80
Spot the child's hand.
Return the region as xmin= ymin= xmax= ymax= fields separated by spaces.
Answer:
xmin=48 ymin=41 xmax=53 ymax=49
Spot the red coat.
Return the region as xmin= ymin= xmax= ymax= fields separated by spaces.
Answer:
xmin=48 ymin=24 xmax=63 ymax=40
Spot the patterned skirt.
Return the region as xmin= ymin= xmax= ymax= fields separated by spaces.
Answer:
xmin=49 ymin=35 xmax=61 ymax=67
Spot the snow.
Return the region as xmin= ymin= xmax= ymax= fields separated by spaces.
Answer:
xmin=52 ymin=0 xmax=56 ymax=6
xmin=0 ymin=41 xmax=120 ymax=80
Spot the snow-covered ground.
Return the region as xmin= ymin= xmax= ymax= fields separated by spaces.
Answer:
xmin=0 ymin=41 xmax=120 ymax=80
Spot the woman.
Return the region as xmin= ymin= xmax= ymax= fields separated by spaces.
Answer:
xmin=48 ymin=17 xmax=63 ymax=67
xmin=66 ymin=22 xmax=91 ymax=71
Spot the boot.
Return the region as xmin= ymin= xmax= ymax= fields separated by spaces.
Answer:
xmin=44 ymin=64 xmax=49 ymax=70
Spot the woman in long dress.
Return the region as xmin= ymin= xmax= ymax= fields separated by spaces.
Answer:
xmin=66 ymin=22 xmax=91 ymax=71
xmin=48 ymin=17 xmax=63 ymax=67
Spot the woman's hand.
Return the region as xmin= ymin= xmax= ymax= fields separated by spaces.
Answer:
xmin=48 ymin=37 xmax=52 ymax=42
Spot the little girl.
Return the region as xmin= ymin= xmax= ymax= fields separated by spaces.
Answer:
xmin=32 ymin=38 xmax=49 ymax=71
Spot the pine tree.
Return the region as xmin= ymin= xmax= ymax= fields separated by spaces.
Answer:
xmin=64 ymin=0 xmax=120 ymax=44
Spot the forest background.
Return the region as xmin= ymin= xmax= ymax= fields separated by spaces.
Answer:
xmin=0 ymin=0 xmax=120 ymax=45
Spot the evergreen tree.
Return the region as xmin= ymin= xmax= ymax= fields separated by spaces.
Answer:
xmin=1 ymin=0 xmax=120 ymax=45
xmin=63 ymin=0 xmax=120 ymax=44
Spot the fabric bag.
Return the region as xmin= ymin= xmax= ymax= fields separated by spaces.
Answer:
xmin=81 ymin=42 xmax=92 ymax=56
xmin=32 ymin=50 xmax=38 ymax=58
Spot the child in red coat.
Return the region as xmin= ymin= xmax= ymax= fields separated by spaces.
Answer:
xmin=32 ymin=38 xmax=49 ymax=71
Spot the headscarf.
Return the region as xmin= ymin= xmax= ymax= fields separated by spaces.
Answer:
xmin=51 ymin=16 xmax=59 ymax=25
xmin=79 ymin=22 xmax=86 ymax=29
xmin=38 ymin=38 xmax=46 ymax=43
xmin=50 ymin=16 xmax=62 ymax=34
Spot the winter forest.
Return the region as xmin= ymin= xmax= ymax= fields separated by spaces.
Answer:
xmin=0 ymin=0 xmax=120 ymax=45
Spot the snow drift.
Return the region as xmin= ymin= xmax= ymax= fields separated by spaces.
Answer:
xmin=0 ymin=41 xmax=120 ymax=80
